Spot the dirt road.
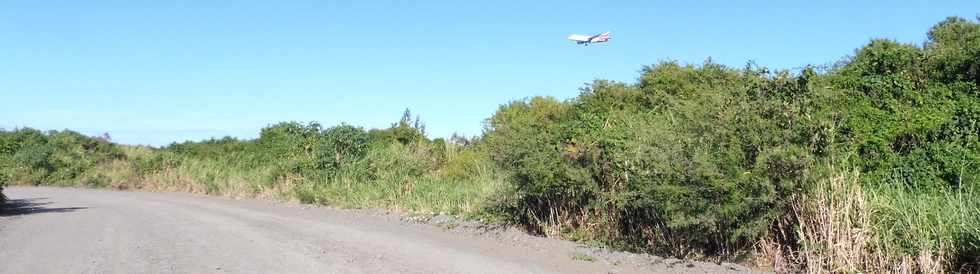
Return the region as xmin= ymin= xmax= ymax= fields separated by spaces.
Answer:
xmin=0 ymin=187 xmax=758 ymax=274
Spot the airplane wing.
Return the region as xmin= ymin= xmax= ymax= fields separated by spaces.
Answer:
xmin=567 ymin=34 xmax=591 ymax=42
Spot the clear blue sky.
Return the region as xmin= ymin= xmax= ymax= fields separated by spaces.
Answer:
xmin=1 ymin=1 xmax=975 ymax=146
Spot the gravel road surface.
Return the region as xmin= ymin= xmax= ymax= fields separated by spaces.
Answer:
xmin=0 ymin=187 xmax=760 ymax=274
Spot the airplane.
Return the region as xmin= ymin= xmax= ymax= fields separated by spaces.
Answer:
xmin=567 ymin=32 xmax=610 ymax=45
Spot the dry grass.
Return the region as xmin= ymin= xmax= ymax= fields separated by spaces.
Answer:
xmin=71 ymin=146 xmax=295 ymax=201
xmin=757 ymin=170 xmax=961 ymax=273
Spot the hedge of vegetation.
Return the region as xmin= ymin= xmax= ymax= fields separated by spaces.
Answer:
xmin=0 ymin=110 xmax=501 ymax=214
xmin=484 ymin=16 xmax=978 ymax=263
xmin=483 ymin=62 xmax=829 ymax=258
xmin=1 ymin=16 xmax=977 ymax=272
xmin=0 ymin=129 xmax=123 ymax=187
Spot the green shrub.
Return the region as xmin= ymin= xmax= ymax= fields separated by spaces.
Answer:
xmin=0 ymin=128 xmax=125 ymax=185
xmin=483 ymin=62 xmax=829 ymax=257
xmin=313 ymin=124 xmax=369 ymax=171
xmin=925 ymin=16 xmax=980 ymax=84
xmin=437 ymin=145 xmax=496 ymax=182
xmin=830 ymin=20 xmax=980 ymax=193
xmin=256 ymin=121 xmax=322 ymax=159
xmin=12 ymin=144 xmax=57 ymax=181
xmin=133 ymin=150 xmax=182 ymax=177
xmin=368 ymin=109 xmax=428 ymax=146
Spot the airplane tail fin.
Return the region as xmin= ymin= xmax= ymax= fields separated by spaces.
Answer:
xmin=593 ymin=32 xmax=610 ymax=42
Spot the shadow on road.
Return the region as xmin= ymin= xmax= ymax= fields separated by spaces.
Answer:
xmin=0 ymin=198 xmax=88 ymax=217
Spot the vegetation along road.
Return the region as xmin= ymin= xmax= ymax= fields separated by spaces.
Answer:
xmin=2 ymin=17 xmax=978 ymax=273
xmin=0 ymin=187 xmax=755 ymax=274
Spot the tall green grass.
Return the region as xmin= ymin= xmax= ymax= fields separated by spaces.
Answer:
xmin=869 ymin=181 xmax=980 ymax=272
xmin=762 ymin=168 xmax=979 ymax=273
xmin=293 ymin=142 xmax=506 ymax=215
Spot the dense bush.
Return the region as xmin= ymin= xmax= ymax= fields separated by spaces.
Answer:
xmin=482 ymin=17 xmax=979 ymax=268
xmin=0 ymin=128 xmax=124 ymax=186
xmin=484 ymin=61 xmax=830 ymax=257
xmin=314 ymin=124 xmax=370 ymax=171
xmin=925 ymin=17 xmax=980 ymax=84
xmin=824 ymin=18 xmax=980 ymax=271
xmin=833 ymin=27 xmax=980 ymax=192
xmin=368 ymin=109 xmax=428 ymax=146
